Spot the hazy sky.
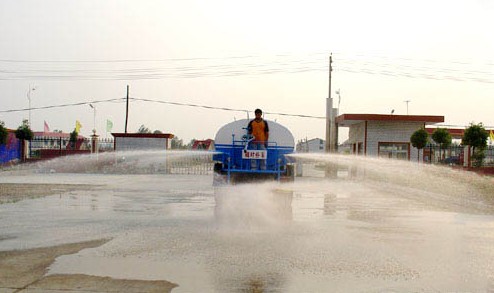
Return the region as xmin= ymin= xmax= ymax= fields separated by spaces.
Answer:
xmin=1 ymin=0 xmax=493 ymax=142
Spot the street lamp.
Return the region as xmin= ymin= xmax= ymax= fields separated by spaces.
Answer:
xmin=27 ymin=85 xmax=36 ymax=125
xmin=89 ymin=103 xmax=96 ymax=134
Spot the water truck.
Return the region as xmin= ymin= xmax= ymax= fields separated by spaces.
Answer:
xmin=212 ymin=119 xmax=295 ymax=184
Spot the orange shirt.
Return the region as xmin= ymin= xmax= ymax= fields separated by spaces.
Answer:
xmin=248 ymin=119 xmax=269 ymax=142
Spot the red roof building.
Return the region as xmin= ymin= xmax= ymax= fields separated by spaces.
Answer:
xmin=336 ymin=114 xmax=444 ymax=161
xmin=191 ymin=139 xmax=214 ymax=151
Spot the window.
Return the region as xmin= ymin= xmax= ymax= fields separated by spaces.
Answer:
xmin=378 ymin=142 xmax=409 ymax=160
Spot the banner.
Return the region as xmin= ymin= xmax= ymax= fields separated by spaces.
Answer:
xmin=106 ymin=119 xmax=113 ymax=133
xmin=490 ymin=130 xmax=494 ymax=141
xmin=44 ymin=121 xmax=50 ymax=133
xmin=75 ymin=120 xmax=82 ymax=133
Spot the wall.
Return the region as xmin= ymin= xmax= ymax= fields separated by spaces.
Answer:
xmin=115 ymin=137 xmax=168 ymax=151
xmin=0 ymin=132 xmax=21 ymax=165
xmin=348 ymin=122 xmax=365 ymax=145
xmin=366 ymin=121 xmax=423 ymax=161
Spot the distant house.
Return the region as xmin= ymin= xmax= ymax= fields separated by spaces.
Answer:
xmin=336 ymin=114 xmax=444 ymax=161
xmin=296 ymin=138 xmax=325 ymax=153
xmin=112 ymin=133 xmax=174 ymax=151
xmin=191 ymin=139 xmax=214 ymax=151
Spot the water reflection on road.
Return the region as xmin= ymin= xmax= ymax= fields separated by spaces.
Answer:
xmin=1 ymin=164 xmax=494 ymax=292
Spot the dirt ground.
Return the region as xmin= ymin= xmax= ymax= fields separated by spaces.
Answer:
xmin=0 ymin=239 xmax=177 ymax=293
xmin=0 ymin=183 xmax=95 ymax=204
xmin=0 ymin=183 xmax=178 ymax=293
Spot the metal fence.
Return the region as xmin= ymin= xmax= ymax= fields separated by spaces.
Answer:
xmin=28 ymin=137 xmax=114 ymax=159
xmin=424 ymin=144 xmax=494 ymax=166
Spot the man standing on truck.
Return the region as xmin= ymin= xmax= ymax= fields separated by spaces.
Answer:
xmin=247 ymin=108 xmax=269 ymax=169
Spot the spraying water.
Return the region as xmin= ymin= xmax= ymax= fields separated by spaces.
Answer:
xmin=1 ymin=151 xmax=494 ymax=292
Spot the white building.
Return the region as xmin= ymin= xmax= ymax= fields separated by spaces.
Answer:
xmin=336 ymin=114 xmax=444 ymax=162
xmin=112 ymin=133 xmax=174 ymax=151
xmin=296 ymin=138 xmax=325 ymax=153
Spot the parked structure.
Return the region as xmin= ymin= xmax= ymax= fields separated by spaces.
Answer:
xmin=112 ymin=133 xmax=174 ymax=151
xmin=336 ymin=114 xmax=444 ymax=161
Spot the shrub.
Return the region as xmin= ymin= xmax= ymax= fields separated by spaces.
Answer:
xmin=0 ymin=121 xmax=8 ymax=145
xmin=15 ymin=119 xmax=33 ymax=141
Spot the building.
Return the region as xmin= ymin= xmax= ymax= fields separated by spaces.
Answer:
xmin=112 ymin=133 xmax=174 ymax=151
xmin=336 ymin=114 xmax=444 ymax=161
xmin=191 ymin=139 xmax=215 ymax=151
xmin=296 ymin=138 xmax=325 ymax=153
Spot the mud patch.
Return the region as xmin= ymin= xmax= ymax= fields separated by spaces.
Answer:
xmin=0 ymin=239 xmax=177 ymax=292
xmin=30 ymin=274 xmax=176 ymax=293
xmin=0 ymin=183 xmax=93 ymax=204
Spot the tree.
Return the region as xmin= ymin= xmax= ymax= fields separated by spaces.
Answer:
xmin=14 ymin=119 xmax=34 ymax=161
xmin=410 ymin=127 xmax=429 ymax=162
xmin=153 ymin=130 xmax=163 ymax=134
xmin=171 ymin=136 xmax=184 ymax=149
xmin=462 ymin=123 xmax=488 ymax=167
xmin=0 ymin=121 xmax=8 ymax=145
xmin=186 ymin=139 xmax=196 ymax=149
xmin=137 ymin=125 xmax=151 ymax=134
xmin=432 ymin=128 xmax=452 ymax=162
xmin=69 ymin=129 xmax=78 ymax=149
xmin=15 ymin=119 xmax=34 ymax=141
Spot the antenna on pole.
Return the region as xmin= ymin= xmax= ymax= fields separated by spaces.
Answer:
xmin=404 ymin=100 xmax=411 ymax=115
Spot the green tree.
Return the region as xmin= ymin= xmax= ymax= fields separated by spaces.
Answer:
xmin=432 ymin=128 xmax=452 ymax=162
xmin=69 ymin=129 xmax=78 ymax=149
xmin=462 ymin=123 xmax=488 ymax=167
xmin=410 ymin=127 xmax=429 ymax=162
xmin=137 ymin=125 xmax=151 ymax=134
xmin=171 ymin=136 xmax=184 ymax=149
xmin=0 ymin=121 xmax=8 ymax=145
xmin=14 ymin=119 xmax=34 ymax=161
xmin=15 ymin=119 xmax=34 ymax=141
xmin=153 ymin=130 xmax=163 ymax=134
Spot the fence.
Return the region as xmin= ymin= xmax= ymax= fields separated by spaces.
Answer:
xmin=423 ymin=144 xmax=494 ymax=166
xmin=28 ymin=136 xmax=114 ymax=159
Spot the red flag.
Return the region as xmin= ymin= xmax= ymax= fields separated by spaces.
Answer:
xmin=44 ymin=121 xmax=50 ymax=133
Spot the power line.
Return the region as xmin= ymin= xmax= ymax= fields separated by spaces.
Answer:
xmin=2 ymin=97 xmax=493 ymax=129
xmin=0 ymin=97 xmax=325 ymax=120
xmin=1 ymin=52 xmax=493 ymax=83
xmin=130 ymin=98 xmax=325 ymax=119
xmin=0 ymin=98 xmax=125 ymax=113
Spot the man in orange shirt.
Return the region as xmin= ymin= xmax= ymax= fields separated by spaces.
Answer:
xmin=247 ymin=108 xmax=269 ymax=169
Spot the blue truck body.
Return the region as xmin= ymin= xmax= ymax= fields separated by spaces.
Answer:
xmin=213 ymin=119 xmax=295 ymax=184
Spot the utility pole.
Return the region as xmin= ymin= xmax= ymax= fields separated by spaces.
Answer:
xmin=325 ymin=54 xmax=333 ymax=153
xmin=125 ymin=85 xmax=129 ymax=133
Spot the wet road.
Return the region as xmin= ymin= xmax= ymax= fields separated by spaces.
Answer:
xmin=1 ymin=163 xmax=494 ymax=292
